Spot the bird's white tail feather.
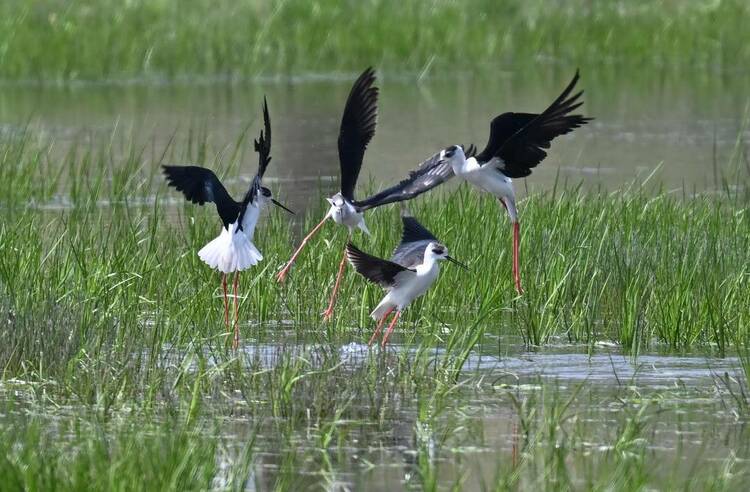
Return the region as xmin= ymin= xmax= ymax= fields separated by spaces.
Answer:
xmin=198 ymin=225 xmax=262 ymax=273
xmin=370 ymin=297 xmax=397 ymax=321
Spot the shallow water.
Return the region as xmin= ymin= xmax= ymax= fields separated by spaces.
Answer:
xmin=3 ymin=333 xmax=747 ymax=489
xmin=2 ymin=71 xmax=749 ymax=489
xmin=133 ymin=335 xmax=749 ymax=488
xmin=2 ymin=71 xmax=748 ymax=215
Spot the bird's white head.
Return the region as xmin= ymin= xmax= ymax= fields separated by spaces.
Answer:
xmin=325 ymin=192 xmax=347 ymax=209
xmin=440 ymin=145 xmax=468 ymax=173
xmin=257 ymin=186 xmax=274 ymax=207
xmin=425 ymin=241 xmax=450 ymax=263
xmin=259 ymin=186 xmax=294 ymax=214
xmin=424 ymin=241 xmax=468 ymax=269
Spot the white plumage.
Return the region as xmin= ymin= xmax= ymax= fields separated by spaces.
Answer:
xmin=370 ymin=244 xmax=441 ymax=320
xmin=198 ymin=221 xmax=263 ymax=274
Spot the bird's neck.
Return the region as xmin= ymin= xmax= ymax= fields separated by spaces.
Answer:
xmin=418 ymin=253 xmax=440 ymax=274
xmin=452 ymin=156 xmax=479 ymax=176
xmin=239 ymin=202 xmax=262 ymax=237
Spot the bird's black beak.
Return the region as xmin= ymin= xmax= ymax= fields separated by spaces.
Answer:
xmin=446 ymin=255 xmax=468 ymax=270
xmin=272 ymin=199 xmax=294 ymax=215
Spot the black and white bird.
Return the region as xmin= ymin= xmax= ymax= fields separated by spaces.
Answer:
xmin=354 ymin=71 xmax=592 ymax=294
xmin=276 ymin=67 xmax=378 ymax=321
xmin=346 ymin=208 xmax=467 ymax=347
xmin=163 ymin=98 xmax=293 ymax=349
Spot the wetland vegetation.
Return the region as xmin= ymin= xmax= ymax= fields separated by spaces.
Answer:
xmin=0 ymin=129 xmax=748 ymax=489
xmin=1 ymin=0 xmax=750 ymax=490
xmin=0 ymin=0 xmax=749 ymax=82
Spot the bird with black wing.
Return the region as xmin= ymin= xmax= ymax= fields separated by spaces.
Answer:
xmin=276 ymin=67 xmax=379 ymax=321
xmin=163 ymin=97 xmax=293 ymax=349
xmin=347 ymin=208 xmax=467 ymax=347
xmin=355 ymin=71 xmax=592 ymax=294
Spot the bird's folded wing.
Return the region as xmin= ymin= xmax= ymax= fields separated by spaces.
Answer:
xmin=162 ymin=165 xmax=240 ymax=229
xmin=346 ymin=242 xmax=415 ymax=289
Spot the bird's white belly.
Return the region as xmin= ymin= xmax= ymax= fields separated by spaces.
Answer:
xmin=463 ymin=167 xmax=514 ymax=200
xmin=241 ymin=204 xmax=261 ymax=240
xmin=331 ymin=206 xmax=362 ymax=228
xmin=391 ymin=266 xmax=439 ymax=309
xmin=198 ymin=221 xmax=263 ymax=273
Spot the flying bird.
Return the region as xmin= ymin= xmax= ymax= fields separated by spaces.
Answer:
xmin=163 ymin=98 xmax=293 ymax=349
xmin=347 ymin=209 xmax=467 ymax=347
xmin=276 ymin=67 xmax=379 ymax=321
xmin=354 ymin=71 xmax=592 ymax=294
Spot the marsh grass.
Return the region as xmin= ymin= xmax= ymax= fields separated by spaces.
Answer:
xmin=0 ymin=129 xmax=749 ymax=489
xmin=1 ymin=0 xmax=749 ymax=83
xmin=0 ymin=129 xmax=748 ymax=381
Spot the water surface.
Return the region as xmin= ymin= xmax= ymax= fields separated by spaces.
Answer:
xmin=2 ymin=71 xmax=748 ymax=214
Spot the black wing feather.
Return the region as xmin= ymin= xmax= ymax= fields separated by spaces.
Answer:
xmin=243 ymin=96 xmax=272 ymax=206
xmin=346 ymin=242 xmax=414 ymax=289
xmin=399 ymin=216 xmax=437 ymax=245
xmin=475 ymin=70 xmax=593 ymax=178
xmin=390 ymin=214 xmax=438 ymax=268
xmin=353 ymin=151 xmax=455 ymax=211
xmin=338 ymin=67 xmax=379 ymax=201
xmin=162 ymin=165 xmax=240 ymax=230
xmin=255 ymin=96 xmax=272 ymax=180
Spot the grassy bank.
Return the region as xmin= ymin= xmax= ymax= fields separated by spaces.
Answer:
xmin=0 ymin=0 xmax=749 ymax=83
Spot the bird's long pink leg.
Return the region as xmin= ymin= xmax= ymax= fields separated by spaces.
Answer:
xmin=381 ymin=311 xmax=402 ymax=347
xmin=232 ymin=272 xmax=240 ymax=350
xmin=322 ymin=241 xmax=349 ymax=322
xmin=277 ymin=216 xmax=328 ymax=282
xmin=368 ymin=307 xmax=395 ymax=346
xmin=513 ymin=221 xmax=524 ymax=294
xmin=222 ymin=273 xmax=229 ymax=328
xmin=500 ymin=198 xmax=524 ymax=295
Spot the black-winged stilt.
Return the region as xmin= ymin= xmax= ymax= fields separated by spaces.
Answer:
xmin=356 ymin=71 xmax=592 ymax=294
xmin=346 ymin=208 xmax=467 ymax=347
xmin=276 ymin=67 xmax=378 ymax=321
xmin=163 ymin=97 xmax=293 ymax=349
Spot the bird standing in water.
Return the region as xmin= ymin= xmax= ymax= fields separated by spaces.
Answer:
xmin=346 ymin=209 xmax=467 ymax=347
xmin=163 ymin=98 xmax=293 ymax=349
